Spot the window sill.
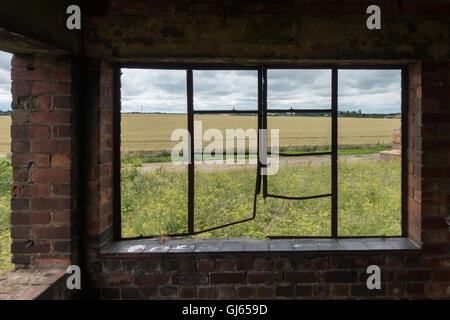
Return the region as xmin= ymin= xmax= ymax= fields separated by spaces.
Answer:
xmin=101 ymin=237 xmax=419 ymax=257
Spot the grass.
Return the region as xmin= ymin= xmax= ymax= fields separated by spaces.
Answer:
xmin=121 ymin=145 xmax=392 ymax=166
xmin=121 ymin=157 xmax=401 ymax=239
xmin=0 ymin=159 xmax=12 ymax=275
xmin=117 ymin=114 xmax=400 ymax=238
xmin=0 ymin=113 xmax=401 ymax=270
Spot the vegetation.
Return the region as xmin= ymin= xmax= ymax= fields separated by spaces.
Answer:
xmin=121 ymin=158 xmax=401 ymax=239
xmin=0 ymin=113 xmax=402 ymax=273
xmin=0 ymin=159 xmax=11 ymax=275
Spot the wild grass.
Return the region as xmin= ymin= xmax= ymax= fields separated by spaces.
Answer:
xmin=0 ymin=159 xmax=12 ymax=275
xmin=121 ymin=158 xmax=401 ymax=239
xmin=0 ymin=113 xmax=401 ymax=273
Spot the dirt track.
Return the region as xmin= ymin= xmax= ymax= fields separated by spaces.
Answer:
xmin=139 ymin=153 xmax=381 ymax=173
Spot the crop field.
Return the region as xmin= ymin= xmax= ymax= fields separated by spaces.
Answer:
xmin=120 ymin=114 xmax=400 ymax=156
xmin=0 ymin=116 xmax=10 ymax=156
xmin=0 ymin=114 xmax=401 ymax=274
xmin=119 ymin=114 xmax=401 ymax=239
xmin=0 ymin=114 xmax=400 ymax=156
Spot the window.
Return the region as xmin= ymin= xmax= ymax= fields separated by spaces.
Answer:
xmin=116 ymin=65 xmax=406 ymax=240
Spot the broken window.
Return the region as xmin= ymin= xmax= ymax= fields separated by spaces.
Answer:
xmin=117 ymin=65 xmax=406 ymax=240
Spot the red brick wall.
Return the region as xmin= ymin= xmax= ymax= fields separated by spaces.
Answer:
xmin=8 ymin=56 xmax=450 ymax=299
xmin=408 ymin=63 xmax=423 ymax=245
xmin=92 ymin=251 xmax=450 ymax=299
xmin=82 ymin=59 xmax=115 ymax=274
xmin=10 ymin=54 xmax=79 ymax=268
xmin=86 ymin=61 xmax=449 ymax=299
xmin=420 ymin=62 xmax=450 ymax=255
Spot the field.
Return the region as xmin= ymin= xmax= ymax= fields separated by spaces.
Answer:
xmin=122 ymin=158 xmax=401 ymax=239
xmin=0 ymin=114 xmax=401 ymax=274
xmin=0 ymin=116 xmax=10 ymax=156
xmin=0 ymin=114 xmax=400 ymax=156
xmin=120 ymin=114 xmax=400 ymax=156
xmin=119 ymin=113 xmax=401 ymax=238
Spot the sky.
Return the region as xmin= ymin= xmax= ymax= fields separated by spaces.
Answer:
xmin=121 ymin=68 xmax=401 ymax=114
xmin=0 ymin=51 xmax=12 ymax=110
xmin=0 ymin=50 xmax=401 ymax=114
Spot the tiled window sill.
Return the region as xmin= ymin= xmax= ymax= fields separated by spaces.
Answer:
xmin=101 ymin=237 xmax=419 ymax=256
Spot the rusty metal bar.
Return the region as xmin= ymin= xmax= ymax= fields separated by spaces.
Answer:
xmin=265 ymin=193 xmax=331 ymax=201
xmin=331 ymin=68 xmax=338 ymax=238
xmin=187 ymin=69 xmax=194 ymax=234
xmin=113 ymin=66 xmax=122 ymax=241
xmin=262 ymin=67 xmax=268 ymax=197
xmin=271 ymin=151 xmax=332 ymax=157
xmin=401 ymin=66 xmax=409 ymax=237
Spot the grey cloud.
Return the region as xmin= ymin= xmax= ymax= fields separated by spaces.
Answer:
xmin=0 ymin=52 xmax=12 ymax=73
xmin=0 ymin=51 xmax=12 ymax=109
xmin=339 ymin=70 xmax=401 ymax=113
xmin=121 ymin=68 xmax=402 ymax=114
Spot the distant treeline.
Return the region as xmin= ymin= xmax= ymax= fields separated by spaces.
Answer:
xmin=122 ymin=110 xmax=401 ymax=119
xmin=296 ymin=111 xmax=401 ymax=118
xmin=0 ymin=110 xmax=11 ymax=116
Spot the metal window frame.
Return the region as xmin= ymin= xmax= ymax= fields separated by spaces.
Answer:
xmin=113 ymin=63 xmax=408 ymax=241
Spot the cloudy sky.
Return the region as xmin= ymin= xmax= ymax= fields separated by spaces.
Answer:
xmin=0 ymin=49 xmax=400 ymax=114
xmin=122 ymin=68 xmax=401 ymax=114
xmin=0 ymin=51 xmax=12 ymax=110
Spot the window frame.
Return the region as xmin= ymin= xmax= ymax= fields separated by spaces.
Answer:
xmin=113 ymin=63 xmax=409 ymax=241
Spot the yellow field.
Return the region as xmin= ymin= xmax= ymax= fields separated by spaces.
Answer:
xmin=0 ymin=114 xmax=400 ymax=156
xmin=0 ymin=116 xmax=10 ymax=156
xmin=121 ymin=114 xmax=400 ymax=154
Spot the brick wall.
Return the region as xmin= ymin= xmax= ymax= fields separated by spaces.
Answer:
xmin=5 ymin=24 xmax=450 ymax=301
xmin=8 ymin=54 xmax=449 ymax=300
xmin=82 ymin=59 xmax=115 ymax=281
xmin=86 ymin=61 xmax=449 ymax=300
xmin=420 ymin=62 xmax=450 ymax=255
xmin=10 ymin=54 xmax=80 ymax=268
xmin=92 ymin=250 xmax=450 ymax=299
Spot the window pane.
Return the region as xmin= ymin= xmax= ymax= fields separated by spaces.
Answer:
xmin=193 ymin=70 xmax=258 ymax=111
xmin=266 ymin=114 xmax=332 ymax=198
xmin=120 ymin=69 xmax=189 ymax=237
xmin=267 ymin=114 xmax=332 ymax=152
xmin=262 ymin=197 xmax=331 ymax=237
xmin=267 ymin=69 xmax=331 ymax=110
xmin=338 ymin=69 xmax=402 ymax=236
xmin=193 ymin=114 xmax=258 ymax=237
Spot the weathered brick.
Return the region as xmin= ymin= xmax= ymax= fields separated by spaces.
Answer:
xmin=197 ymin=258 xmax=215 ymax=272
xmin=11 ymin=212 xmax=50 ymax=225
xmin=134 ymin=274 xmax=169 ymax=286
xmin=284 ymin=271 xmax=319 ymax=283
xmin=33 ymin=226 xmax=70 ymax=240
xmin=247 ymin=272 xmax=282 ymax=284
xmin=323 ymin=271 xmax=357 ymax=283
xmin=32 ymin=169 xmax=71 ymax=183
xmin=210 ymin=272 xmax=246 ymax=284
